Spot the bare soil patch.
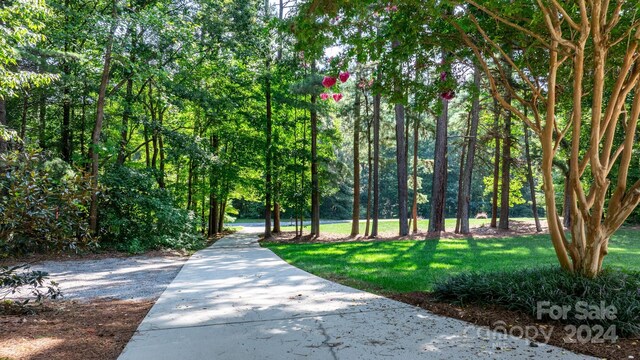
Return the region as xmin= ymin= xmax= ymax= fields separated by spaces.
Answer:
xmin=0 ymin=299 xmax=152 ymax=360
xmin=390 ymin=292 xmax=639 ymax=360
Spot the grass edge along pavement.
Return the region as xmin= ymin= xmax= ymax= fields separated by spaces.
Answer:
xmin=263 ymin=228 xmax=640 ymax=330
xmin=264 ymin=229 xmax=640 ymax=358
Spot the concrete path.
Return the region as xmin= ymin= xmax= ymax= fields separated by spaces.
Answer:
xmin=118 ymin=227 xmax=591 ymax=360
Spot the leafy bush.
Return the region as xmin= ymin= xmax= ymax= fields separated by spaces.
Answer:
xmin=100 ymin=166 xmax=204 ymax=252
xmin=0 ymin=151 xmax=93 ymax=255
xmin=432 ymin=267 xmax=640 ymax=337
xmin=1 ymin=264 xmax=62 ymax=314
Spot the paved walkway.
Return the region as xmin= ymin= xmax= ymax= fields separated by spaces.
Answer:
xmin=118 ymin=228 xmax=590 ymax=360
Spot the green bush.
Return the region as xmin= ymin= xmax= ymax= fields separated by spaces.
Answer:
xmin=432 ymin=267 xmax=640 ymax=337
xmin=1 ymin=264 xmax=62 ymax=311
xmin=0 ymin=151 xmax=93 ymax=255
xmin=100 ymin=166 xmax=204 ymax=252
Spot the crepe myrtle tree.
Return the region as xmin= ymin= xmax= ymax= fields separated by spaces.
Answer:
xmin=297 ymin=0 xmax=639 ymax=276
xmin=453 ymin=0 xmax=640 ymax=277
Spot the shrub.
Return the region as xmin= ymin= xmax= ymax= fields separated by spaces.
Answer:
xmin=0 ymin=150 xmax=93 ymax=255
xmin=432 ymin=267 xmax=640 ymax=337
xmin=1 ymin=264 xmax=62 ymax=314
xmin=99 ymin=166 xmax=204 ymax=252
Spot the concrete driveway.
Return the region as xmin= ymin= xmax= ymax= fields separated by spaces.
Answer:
xmin=118 ymin=227 xmax=591 ymax=359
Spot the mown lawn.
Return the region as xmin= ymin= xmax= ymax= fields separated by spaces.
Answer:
xmin=231 ymin=218 xmax=265 ymax=223
xmin=278 ymin=218 xmax=505 ymax=233
xmin=263 ymin=228 xmax=640 ymax=293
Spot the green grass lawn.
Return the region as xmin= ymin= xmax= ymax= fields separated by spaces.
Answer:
xmin=278 ymin=218 xmax=533 ymax=234
xmin=263 ymin=228 xmax=640 ymax=294
xmin=232 ymin=217 xmax=528 ymax=232
xmin=231 ymin=218 xmax=265 ymax=224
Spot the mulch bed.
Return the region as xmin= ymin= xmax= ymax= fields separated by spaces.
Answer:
xmin=390 ymin=292 xmax=639 ymax=360
xmin=0 ymin=249 xmax=190 ymax=267
xmin=0 ymin=299 xmax=153 ymax=360
xmin=0 ymin=229 xmax=235 ymax=267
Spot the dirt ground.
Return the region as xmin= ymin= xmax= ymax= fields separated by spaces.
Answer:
xmin=0 ymin=299 xmax=152 ymax=360
xmin=391 ymin=292 xmax=640 ymax=360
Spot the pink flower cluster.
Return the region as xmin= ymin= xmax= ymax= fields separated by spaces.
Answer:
xmin=441 ymin=90 xmax=455 ymax=101
xmin=358 ymin=78 xmax=374 ymax=89
xmin=439 ymin=71 xmax=455 ymax=101
xmin=321 ymin=71 xmax=350 ymax=102
xmin=385 ymin=4 xmax=398 ymax=12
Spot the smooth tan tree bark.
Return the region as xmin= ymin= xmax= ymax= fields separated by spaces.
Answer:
xmin=458 ymin=0 xmax=640 ymax=277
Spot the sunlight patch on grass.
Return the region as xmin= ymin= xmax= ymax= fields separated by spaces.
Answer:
xmin=264 ymin=229 xmax=640 ymax=293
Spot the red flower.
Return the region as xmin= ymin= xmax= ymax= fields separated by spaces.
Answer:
xmin=440 ymin=90 xmax=455 ymax=101
xmin=333 ymin=93 xmax=343 ymax=102
xmin=339 ymin=71 xmax=350 ymax=83
xmin=440 ymin=72 xmax=447 ymax=81
xmin=320 ymin=93 xmax=330 ymax=101
xmin=322 ymin=76 xmax=337 ymax=88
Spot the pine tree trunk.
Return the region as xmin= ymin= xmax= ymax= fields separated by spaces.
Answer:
xmin=61 ymin=33 xmax=72 ymax=163
xmin=371 ymin=85 xmax=381 ymax=237
xmin=350 ymin=82 xmax=361 ymax=237
xmin=264 ymin=59 xmax=273 ymax=239
xmin=0 ymin=99 xmax=6 ymax=153
xmin=300 ymin=98 xmax=308 ymax=237
xmin=310 ymin=68 xmax=320 ymax=237
xmin=39 ymin=93 xmax=47 ymax=150
xmin=89 ymin=2 xmax=116 ymax=235
xmin=20 ymin=95 xmax=28 ymax=141
xmin=411 ymin=113 xmax=419 ymax=233
xmin=273 ymin=202 xmax=281 ymax=233
xmin=218 ymin=199 xmax=226 ymax=232
xmin=395 ymin=103 xmax=408 ymax=236
xmin=208 ymin=193 xmax=218 ymax=237
xmin=80 ymin=87 xmax=88 ymax=160
xmin=62 ymin=81 xmax=72 ymax=163
xmin=428 ymin=68 xmax=449 ymax=235
xmin=117 ymin=76 xmax=133 ymax=165
xmin=158 ymin=109 xmax=166 ymax=188
xmin=187 ymin=159 xmax=194 ymax=210
xmin=364 ymin=92 xmax=372 ymax=237
xmin=149 ymin=83 xmax=158 ymax=171
xmin=499 ymin=92 xmax=512 ymax=230
xmin=490 ymin=99 xmax=501 ymax=228
xmin=455 ymin=130 xmax=467 ymax=234
xmin=524 ymin=126 xmax=542 ymax=232
xmin=144 ymin=124 xmax=150 ymax=168
xmin=460 ymin=65 xmax=481 ymax=234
